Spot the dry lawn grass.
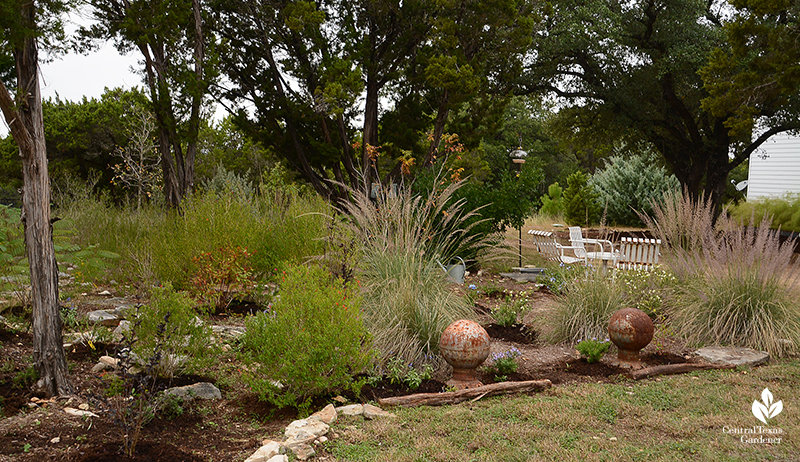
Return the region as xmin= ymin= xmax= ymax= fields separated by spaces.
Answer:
xmin=324 ymin=361 xmax=800 ymax=461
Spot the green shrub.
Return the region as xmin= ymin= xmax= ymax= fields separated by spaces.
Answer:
xmin=539 ymin=182 xmax=564 ymax=217
xmin=491 ymin=296 xmax=527 ymax=327
xmin=563 ymin=171 xmax=600 ymax=226
xmin=385 ymin=357 xmax=433 ymax=390
xmin=575 ymin=338 xmax=611 ymax=363
xmin=548 ymin=270 xmax=627 ymax=343
xmin=727 ymin=193 xmax=800 ymax=232
xmin=240 ymin=265 xmax=372 ymax=413
xmin=130 ymin=285 xmax=216 ymax=377
xmin=590 ymin=150 xmax=679 ymax=226
xmin=189 ymin=245 xmax=255 ymax=312
xmin=486 ymin=348 xmax=521 ymax=381
xmin=615 ymin=267 xmax=677 ymax=319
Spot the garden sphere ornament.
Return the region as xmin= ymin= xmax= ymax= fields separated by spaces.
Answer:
xmin=608 ymin=307 xmax=654 ymax=364
xmin=439 ymin=319 xmax=490 ymax=389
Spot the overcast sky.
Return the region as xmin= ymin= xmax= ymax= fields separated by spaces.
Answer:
xmin=1 ymin=41 xmax=141 ymax=138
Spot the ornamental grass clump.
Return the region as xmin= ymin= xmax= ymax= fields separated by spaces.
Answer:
xmin=240 ymin=265 xmax=372 ymax=413
xmin=643 ymin=191 xmax=800 ymax=357
xmin=548 ymin=270 xmax=627 ymax=343
xmin=668 ymin=216 xmax=800 ymax=357
xmin=337 ymin=178 xmax=490 ymax=373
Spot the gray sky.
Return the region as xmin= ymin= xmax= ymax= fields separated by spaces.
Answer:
xmin=1 ymin=41 xmax=141 ymax=138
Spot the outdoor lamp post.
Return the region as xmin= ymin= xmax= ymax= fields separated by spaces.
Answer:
xmin=509 ymin=145 xmax=527 ymax=268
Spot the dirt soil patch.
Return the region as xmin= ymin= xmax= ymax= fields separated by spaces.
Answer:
xmin=0 ymin=273 xmax=692 ymax=462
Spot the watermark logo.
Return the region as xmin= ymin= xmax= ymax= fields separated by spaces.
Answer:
xmin=722 ymin=387 xmax=784 ymax=444
xmin=752 ymin=388 xmax=783 ymax=425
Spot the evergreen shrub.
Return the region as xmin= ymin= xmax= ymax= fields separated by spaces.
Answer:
xmin=590 ymin=150 xmax=679 ymax=226
xmin=240 ymin=265 xmax=372 ymax=413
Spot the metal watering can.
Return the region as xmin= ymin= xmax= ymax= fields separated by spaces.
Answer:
xmin=437 ymin=256 xmax=466 ymax=284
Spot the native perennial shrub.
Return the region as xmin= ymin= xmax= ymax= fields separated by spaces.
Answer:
xmin=240 ymin=265 xmax=372 ymax=413
xmin=129 ymin=285 xmax=216 ymax=378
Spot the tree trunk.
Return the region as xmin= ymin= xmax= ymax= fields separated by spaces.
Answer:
xmin=423 ymin=90 xmax=450 ymax=167
xmin=362 ymin=78 xmax=380 ymax=189
xmin=0 ymin=4 xmax=72 ymax=397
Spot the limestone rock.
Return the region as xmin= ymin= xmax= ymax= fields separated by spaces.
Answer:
xmin=309 ymin=403 xmax=337 ymax=424
xmin=86 ymin=310 xmax=120 ymax=327
xmin=64 ymin=407 xmax=99 ymax=418
xmin=244 ymin=441 xmax=282 ymax=462
xmin=695 ymin=346 xmax=770 ymax=367
xmin=266 ymin=456 xmax=288 ymax=462
xmin=113 ymin=321 xmax=132 ymax=341
xmin=363 ymin=403 xmax=396 ymax=420
xmin=164 ymin=382 xmax=222 ymax=400
xmin=211 ymin=325 xmax=246 ymax=340
xmin=285 ymin=419 xmax=329 ymax=445
xmin=335 ymin=403 xmax=363 ymax=416
xmin=286 ymin=442 xmax=315 ymax=461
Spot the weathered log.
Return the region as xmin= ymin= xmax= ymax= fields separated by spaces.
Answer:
xmin=629 ymin=363 xmax=734 ymax=380
xmin=378 ymin=379 xmax=552 ymax=408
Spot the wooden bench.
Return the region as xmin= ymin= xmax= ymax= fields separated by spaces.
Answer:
xmin=616 ymin=237 xmax=661 ymax=270
xmin=527 ymin=230 xmax=584 ymax=265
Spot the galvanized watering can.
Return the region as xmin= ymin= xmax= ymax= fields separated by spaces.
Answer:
xmin=437 ymin=256 xmax=466 ymax=284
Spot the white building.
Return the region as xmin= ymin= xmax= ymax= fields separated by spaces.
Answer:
xmin=747 ymin=133 xmax=800 ymax=200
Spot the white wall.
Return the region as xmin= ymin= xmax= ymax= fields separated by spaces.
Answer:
xmin=747 ymin=133 xmax=800 ymax=200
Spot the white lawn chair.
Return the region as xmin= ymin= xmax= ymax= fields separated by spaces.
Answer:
xmin=528 ymin=229 xmax=584 ymax=265
xmin=568 ymin=226 xmax=620 ymax=268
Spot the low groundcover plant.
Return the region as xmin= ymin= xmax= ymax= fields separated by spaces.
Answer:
xmin=487 ymin=347 xmax=521 ymax=381
xmin=576 ymin=337 xmax=611 ymax=363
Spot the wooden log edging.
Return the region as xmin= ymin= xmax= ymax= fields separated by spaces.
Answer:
xmin=377 ymin=379 xmax=552 ymax=408
xmin=629 ymin=363 xmax=735 ymax=380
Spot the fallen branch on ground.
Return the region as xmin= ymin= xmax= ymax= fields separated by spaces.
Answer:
xmin=377 ymin=379 xmax=552 ymax=408
xmin=629 ymin=363 xmax=735 ymax=380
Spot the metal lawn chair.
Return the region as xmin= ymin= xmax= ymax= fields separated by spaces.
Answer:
xmin=568 ymin=226 xmax=620 ymax=268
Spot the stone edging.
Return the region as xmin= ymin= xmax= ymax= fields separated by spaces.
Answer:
xmin=244 ymin=403 xmax=395 ymax=462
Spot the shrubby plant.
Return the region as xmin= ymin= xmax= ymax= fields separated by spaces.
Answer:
xmin=385 ymin=357 xmax=433 ymax=390
xmin=727 ymin=193 xmax=800 ymax=232
xmin=492 ymin=296 xmax=527 ymax=327
xmin=563 ymin=171 xmax=600 ymax=226
xmin=615 ymin=268 xmax=676 ymax=319
xmin=130 ymin=285 xmax=216 ymax=378
xmin=576 ymin=338 xmax=611 ymax=363
xmin=486 ymin=348 xmax=521 ymax=381
xmin=590 ymin=149 xmax=679 ymax=226
xmin=189 ymin=245 xmax=255 ymax=312
xmin=240 ymin=265 xmax=372 ymax=413
xmin=539 ymin=182 xmax=564 ymax=217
